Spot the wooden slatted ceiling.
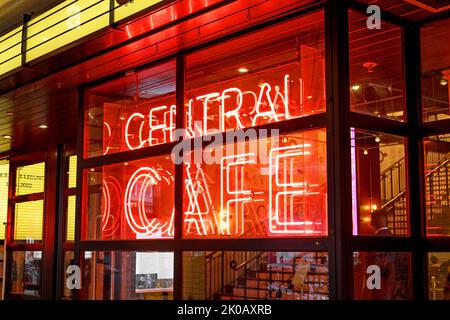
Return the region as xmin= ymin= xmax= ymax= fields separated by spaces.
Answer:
xmin=359 ymin=0 xmax=450 ymax=21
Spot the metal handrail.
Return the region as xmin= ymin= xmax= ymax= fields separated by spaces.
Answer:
xmin=382 ymin=153 xmax=450 ymax=210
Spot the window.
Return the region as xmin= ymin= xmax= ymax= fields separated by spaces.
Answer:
xmin=15 ymin=162 xmax=45 ymax=195
xmin=421 ymin=18 xmax=450 ymax=122
xmin=183 ymin=251 xmax=328 ymax=300
xmin=12 ymin=161 xmax=46 ymax=244
xmin=14 ymin=201 xmax=44 ymax=243
xmin=84 ymin=61 xmax=176 ymax=158
xmin=9 ymin=251 xmax=42 ymax=297
xmin=348 ymin=9 xmax=405 ymax=121
xmin=185 ymin=11 xmax=325 ymax=137
xmin=351 ymin=129 xmax=408 ymax=236
xmin=424 ymin=134 xmax=450 ymax=236
xmin=182 ymin=129 xmax=327 ymax=238
xmin=428 ymin=252 xmax=450 ymax=300
xmin=80 ymin=251 xmax=173 ymax=300
xmin=65 ymin=155 xmax=77 ymax=242
xmin=80 ymin=10 xmax=328 ymax=301
xmin=83 ymin=155 xmax=174 ymax=240
xmin=0 ymin=159 xmax=9 ymax=240
xmin=353 ymin=251 xmax=412 ymax=300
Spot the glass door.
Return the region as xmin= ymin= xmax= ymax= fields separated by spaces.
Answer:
xmin=3 ymin=148 xmax=58 ymax=299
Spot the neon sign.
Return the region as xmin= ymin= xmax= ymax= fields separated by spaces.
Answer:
xmin=104 ymin=74 xmax=306 ymax=154
xmin=122 ymin=167 xmax=174 ymax=237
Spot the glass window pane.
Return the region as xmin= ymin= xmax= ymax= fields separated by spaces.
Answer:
xmin=0 ymin=160 xmax=9 ymax=240
xmin=348 ymin=9 xmax=405 ymax=121
xmin=428 ymin=252 xmax=450 ymax=300
xmin=9 ymin=251 xmax=42 ymax=297
xmin=66 ymin=195 xmax=76 ymax=242
xmin=80 ymin=251 xmax=173 ymax=300
xmin=185 ymin=11 xmax=325 ymax=138
xmin=351 ymin=129 xmax=408 ymax=236
xmin=62 ymin=251 xmax=74 ymax=300
xmin=353 ymin=251 xmax=412 ymax=300
xmin=83 ymin=155 xmax=174 ymax=240
xmin=68 ymin=155 xmax=77 ymax=189
xmin=14 ymin=200 xmax=44 ymax=243
xmin=15 ymin=162 xmax=45 ymax=195
xmin=183 ymin=129 xmax=327 ymax=238
xmin=84 ymin=61 xmax=176 ymax=158
xmin=421 ymin=18 xmax=450 ymax=122
xmin=183 ymin=251 xmax=328 ymax=300
xmin=424 ymin=134 xmax=450 ymax=236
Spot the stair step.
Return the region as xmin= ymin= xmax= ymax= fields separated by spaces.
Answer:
xmin=246 ymin=279 xmax=292 ymax=290
xmin=256 ymin=272 xmax=292 ymax=281
xmin=232 ymin=288 xmax=268 ymax=299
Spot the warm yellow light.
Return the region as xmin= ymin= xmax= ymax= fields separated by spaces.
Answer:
xmin=371 ymin=204 xmax=378 ymax=210
xmin=351 ymin=84 xmax=360 ymax=91
xmin=238 ymin=67 xmax=249 ymax=74
xmin=307 ymin=95 xmax=313 ymax=100
xmin=440 ymin=78 xmax=448 ymax=86
xmin=39 ymin=124 xmax=48 ymax=129
xmin=375 ymin=136 xmax=381 ymax=143
xmin=363 ymin=149 xmax=368 ymax=155
xmin=362 ymin=216 xmax=371 ymax=223
xmin=3 ymin=134 xmax=12 ymax=139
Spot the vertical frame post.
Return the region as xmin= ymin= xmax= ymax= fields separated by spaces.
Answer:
xmin=325 ymin=0 xmax=353 ymax=300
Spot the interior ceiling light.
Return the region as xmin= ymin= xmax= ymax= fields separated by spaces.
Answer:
xmin=38 ymin=124 xmax=48 ymax=129
xmin=238 ymin=67 xmax=249 ymax=74
xmin=375 ymin=136 xmax=381 ymax=143
xmin=440 ymin=78 xmax=448 ymax=86
xmin=363 ymin=62 xmax=378 ymax=73
xmin=3 ymin=134 xmax=12 ymax=139
xmin=363 ymin=149 xmax=368 ymax=155
xmin=351 ymin=84 xmax=360 ymax=91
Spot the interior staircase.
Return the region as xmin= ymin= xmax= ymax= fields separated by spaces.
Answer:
xmin=380 ymin=152 xmax=450 ymax=236
xmin=206 ymin=251 xmax=328 ymax=300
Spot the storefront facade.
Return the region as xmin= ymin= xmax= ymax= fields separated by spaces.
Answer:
xmin=0 ymin=0 xmax=449 ymax=300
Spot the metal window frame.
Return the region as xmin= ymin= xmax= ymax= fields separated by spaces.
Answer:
xmin=69 ymin=0 xmax=450 ymax=301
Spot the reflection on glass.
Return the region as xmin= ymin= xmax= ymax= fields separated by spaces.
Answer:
xmin=80 ymin=251 xmax=173 ymax=300
xmin=348 ymin=10 xmax=405 ymax=121
xmin=183 ymin=251 xmax=328 ymax=300
xmin=83 ymin=155 xmax=174 ymax=240
xmin=186 ymin=11 xmax=325 ymax=137
xmin=353 ymin=251 xmax=411 ymax=300
xmin=14 ymin=200 xmax=44 ymax=243
xmin=421 ymin=18 xmax=450 ymax=122
xmin=0 ymin=160 xmax=8 ymax=240
xmin=84 ymin=61 xmax=176 ymax=158
xmin=15 ymin=162 xmax=45 ymax=195
xmin=424 ymin=135 xmax=450 ymax=236
xmin=182 ymin=129 xmax=327 ymax=238
xmin=428 ymin=252 xmax=450 ymax=300
xmin=9 ymin=251 xmax=41 ymax=297
xmin=351 ymin=129 xmax=408 ymax=236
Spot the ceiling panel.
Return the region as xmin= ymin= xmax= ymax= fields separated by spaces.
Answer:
xmin=359 ymin=0 xmax=450 ymax=21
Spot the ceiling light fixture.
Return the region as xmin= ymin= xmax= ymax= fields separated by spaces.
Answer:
xmin=351 ymin=84 xmax=360 ymax=91
xmin=3 ymin=134 xmax=12 ymax=139
xmin=238 ymin=67 xmax=249 ymax=74
xmin=38 ymin=124 xmax=48 ymax=129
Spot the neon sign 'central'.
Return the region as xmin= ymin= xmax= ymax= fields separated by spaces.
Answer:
xmin=104 ymin=74 xmax=303 ymax=154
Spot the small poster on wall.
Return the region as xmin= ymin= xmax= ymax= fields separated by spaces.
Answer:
xmin=135 ymin=252 xmax=173 ymax=293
